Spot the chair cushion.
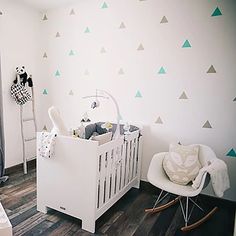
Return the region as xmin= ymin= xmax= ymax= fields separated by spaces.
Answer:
xmin=163 ymin=144 xmax=201 ymax=185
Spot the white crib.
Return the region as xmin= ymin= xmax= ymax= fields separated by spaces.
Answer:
xmin=37 ymin=129 xmax=142 ymax=233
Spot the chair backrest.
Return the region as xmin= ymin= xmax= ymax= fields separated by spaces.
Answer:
xmin=190 ymin=144 xmax=217 ymax=167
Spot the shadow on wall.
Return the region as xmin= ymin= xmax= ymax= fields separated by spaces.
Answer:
xmin=141 ymin=125 xmax=169 ymax=181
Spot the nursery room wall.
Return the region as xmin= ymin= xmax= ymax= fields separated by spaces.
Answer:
xmin=40 ymin=0 xmax=236 ymax=201
xmin=0 ymin=0 xmax=43 ymax=167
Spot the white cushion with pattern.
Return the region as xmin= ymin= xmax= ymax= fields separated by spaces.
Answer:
xmin=163 ymin=144 xmax=201 ymax=185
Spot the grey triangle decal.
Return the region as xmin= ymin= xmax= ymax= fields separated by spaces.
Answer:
xmin=100 ymin=47 xmax=106 ymax=53
xmin=118 ymin=68 xmax=124 ymax=75
xmin=43 ymin=14 xmax=48 ymax=20
xmin=70 ymin=9 xmax=75 ymax=15
xmin=43 ymin=52 xmax=47 ymax=58
xmin=179 ymin=91 xmax=188 ymax=99
xmin=137 ymin=44 xmax=144 ymax=50
xmin=84 ymin=69 xmax=89 ymax=75
xmin=42 ymin=125 xmax=47 ymax=131
xmin=207 ymin=65 xmax=216 ymax=73
xmin=160 ymin=16 xmax=168 ymax=23
xmin=69 ymin=90 xmax=74 ymax=95
xmin=202 ymin=120 xmax=212 ymax=128
xmin=233 ymin=97 xmax=236 ymax=101
xmin=56 ymin=32 xmax=60 ymax=37
xmin=119 ymin=22 xmax=126 ymax=29
xmin=155 ymin=116 xmax=163 ymax=124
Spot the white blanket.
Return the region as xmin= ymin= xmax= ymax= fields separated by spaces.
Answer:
xmin=192 ymin=158 xmax=230 ymax=197
xmin=39 ymin=131 xmax=57 ymax=158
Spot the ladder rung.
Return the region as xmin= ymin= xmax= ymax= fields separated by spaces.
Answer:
xmin=23 ymin=117 xmax=34 ymax=122
xmin=25 ymin=137 xmax=36 ymax=142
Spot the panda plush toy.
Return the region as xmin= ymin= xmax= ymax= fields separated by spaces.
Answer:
xmin=13 ymin=66 xmax=33 ymax=87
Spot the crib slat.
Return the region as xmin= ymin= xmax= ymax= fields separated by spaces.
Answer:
xmin=110 ymin=149 xmax=116 ymax=198
xmin=115 ymin=145 xmax=122 ymax=194
xmin=129 ymin=140 xmax=135 ymax=182
xmin=105 ymin=150 xmax=112 ymax=203
xmin=99 ymin=153 xmax=106 ymax=208
xmin=120 ymin=143 xmax=126 ymax=189
xmin=133 ymin=138 xmax=138 ymax=178
xmin=125 ymin=140 xmax=131 ymax=186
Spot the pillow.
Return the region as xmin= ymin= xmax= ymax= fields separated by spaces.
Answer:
xmin=163 ymin=144 xmax=201 ymax=185
xmin=91 ymin=132 xmax=112 ymax=145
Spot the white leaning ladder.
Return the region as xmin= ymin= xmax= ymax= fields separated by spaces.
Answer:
xmin=19 ymin=81 xmax=37 ymax=174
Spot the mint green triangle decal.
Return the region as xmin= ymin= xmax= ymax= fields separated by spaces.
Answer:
xmin=226 ymin=148 xmax=236 ymax=157
xmin=211 ymin=7 xmax=222 ymax=17
xmin=69 ymin=50 xmax=75 ymax=56
xmin=55 ymin=70 xmax=60 ymax=76
xmin=135 ymin=90 xmax=142 ymax=98
xmin=43 ymin=89 xmax=48 ymax=95
xmin=158 ymin=67 xmax=166 ymax=74
xmin=84 ymin=27 xmax=90 ymax=33
xmin=182 ymin=39 xmax=191 ymax=48
xmin=101 ymin=2 xmax=108 ymax=9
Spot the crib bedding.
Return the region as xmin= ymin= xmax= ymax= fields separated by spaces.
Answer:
xmin=85 ymin=122 xmax=139 ymax=139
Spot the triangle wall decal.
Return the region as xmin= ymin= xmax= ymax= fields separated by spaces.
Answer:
xmin=119 ymin=22 xmax=126 ymax=29
xmin=135 ymin=90 xmax=142 ymax=98
xmin=42 ymin=125 xmax=47 ymax=131
xmin=101 ymin=2 xmax=108 ymax=9
xmin=233 ymin=97 xmax=236 ymax=101
xmin=84 ymin=27 xmax=90 ymax=33
xmin=226 ymin=148 xmax=236 ymax=157
xmin=207 ymin=65 xmax=216 ymax=73
xmin=118 ymin=68 xmax=124 ymax=75
xmin=211 ymin=7 xmax=222 ymax=17
xmin=158 ymin=66 xmax=166 ymax=74
xmin=202 ymin=120 xmax=212 ymax=128
xmin=155 ymin=116 xmax=163 ymax=124
xmin=69 ymin=50 xmax=75 ymax=56
xmin=182 ymin=39 xmax=191 ymax=48
xmin=43 ymin=52 xmax=47 ymax=58
xmin=70 ymin=9 xmax=75 ymax=15
xmin=42 ymin=14 xmax=48 ymax=20
xmin=43 ymin=89 xmax=48 ymax=95
xmin=84 ymin=69 xmax=89 ymax=75
xmin=160 ymin=16 xmax=168 ymax=23
xmin=137 ymin=44 xmax=144 ymax=50
xmin=55 ymin=70 xmax=60 ymax=76
xmin=179 ymin=91 xmax=188 ymax=99
xmin=69 ymin=90 xmax=74 ymax=95
xmin=56 ymin=32 xmax=60 ymax=37
xmin=100 ymin=47 xmax=106 ymax=53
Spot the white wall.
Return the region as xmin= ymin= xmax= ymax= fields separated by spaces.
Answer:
xmin=0 ymin=0 xmax=43 ymax=167
xmin=40 ymin=0 xmax=236 ymax=201
xmin=0 ymin=0 xmax=235 ymax=201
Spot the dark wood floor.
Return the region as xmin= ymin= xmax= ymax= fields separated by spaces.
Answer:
xmin=0 ymin=166 xmax=235 ymax=236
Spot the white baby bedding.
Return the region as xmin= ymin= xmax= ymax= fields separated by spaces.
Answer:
xmin=38 ymin=131 xmax=57 ymax=158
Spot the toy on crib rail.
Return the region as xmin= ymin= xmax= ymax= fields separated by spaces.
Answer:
xmin=48 ymin=106 xmax=68 ymax=136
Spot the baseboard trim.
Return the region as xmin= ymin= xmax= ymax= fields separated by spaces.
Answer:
xmin=140 ymin=180 xmax=236 ymax=208
xmin=5 ymin=159 xmax=36 ymax=175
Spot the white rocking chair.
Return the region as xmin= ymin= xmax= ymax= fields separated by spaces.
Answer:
xmin=145 ymin=144 xmax=218 ymax=231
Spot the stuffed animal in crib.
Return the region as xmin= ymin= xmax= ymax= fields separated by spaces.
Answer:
xmin=13 ymin=66 xmax=33 ymax=87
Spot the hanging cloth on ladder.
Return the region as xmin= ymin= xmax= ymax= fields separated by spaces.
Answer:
xmin=10 ymin=83 xmax=31 ymax=105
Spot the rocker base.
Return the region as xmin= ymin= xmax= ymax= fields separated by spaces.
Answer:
xmin=181 ymin=207 xmax=218 ymax=232
xmin=145 ymin=196 xmax=181 ymax=213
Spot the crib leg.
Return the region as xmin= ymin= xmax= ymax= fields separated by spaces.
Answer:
xmin=37 ymin=204 xmax=48 ymax=214
xmin=133 ymin=179 xmax=140 ymax=189
xmin=82 ymin=218 xmax=96 ymax=233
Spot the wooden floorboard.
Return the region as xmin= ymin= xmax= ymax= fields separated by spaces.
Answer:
xmin=0 ymin=167 xmax=235 ymax=236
